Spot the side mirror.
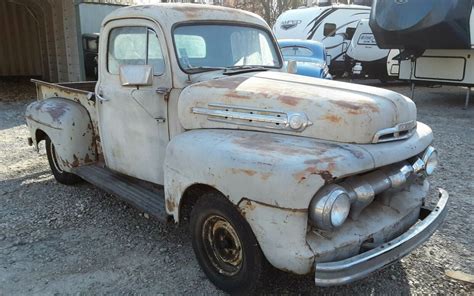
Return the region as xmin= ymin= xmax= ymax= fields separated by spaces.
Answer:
xmin=119 ymin=65 xmax=153 ymax=87
xmin=287 ymin=60 xmax=298 ymax=74
xmin=323 ymin=23 xmax=336 ymax=37
xmin=345 ymin=27 xmax=356 ymax=40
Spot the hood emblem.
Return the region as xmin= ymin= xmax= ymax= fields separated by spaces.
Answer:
xmin=192 ymin=103 xmax=312 ymax=132
xmin=394 ymin=0 xmax=408 ymax=4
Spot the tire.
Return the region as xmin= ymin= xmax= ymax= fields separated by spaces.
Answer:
xmin=45 ymin=137 xmax=81 ymax=185
xmin=190 ymin=192 xmax=264 ymax=294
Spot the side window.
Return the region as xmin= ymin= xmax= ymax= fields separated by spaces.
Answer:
xmin=108 ymin=26 xmax=165 ymax=76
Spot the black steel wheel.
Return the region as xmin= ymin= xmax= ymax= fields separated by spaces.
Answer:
xmin=190 ymin=192 xmax=264 ymax=294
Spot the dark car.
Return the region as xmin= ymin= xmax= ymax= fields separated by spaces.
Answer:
xmin=278 ymin=39 xmax=332 ymax=79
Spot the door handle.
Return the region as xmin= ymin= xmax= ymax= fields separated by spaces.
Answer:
xmin=97 ymin=94 xmax=110 ymax=102
xmin=155 ymin=117 xmax=166 ymax=123
xmin=96 ymin=88 xmax=110 ymax=102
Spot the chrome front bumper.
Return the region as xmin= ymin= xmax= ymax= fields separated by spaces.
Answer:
xmin=314 ymin=188 xmax=449 ymax=286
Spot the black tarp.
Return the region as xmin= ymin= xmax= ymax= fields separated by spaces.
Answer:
xmin=370 ymin=0 xmax=473 ymax=49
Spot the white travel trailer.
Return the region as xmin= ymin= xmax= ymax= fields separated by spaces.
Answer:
xmin=346 ymin=19 xmax=399 ymax=81
xmin=371 ymin=0 xmax=474 ymax=107
xmin=274 ymin=4 xmax=371 ymax=76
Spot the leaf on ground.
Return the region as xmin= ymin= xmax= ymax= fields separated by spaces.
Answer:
xmin=445 ymin=270 xmax=474 ymax=284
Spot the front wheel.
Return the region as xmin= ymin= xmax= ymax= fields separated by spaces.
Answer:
xmin=190 ymin=192 xmax=264 ymax=294
xmin=45 ymin=137 xmax=81 ymax=185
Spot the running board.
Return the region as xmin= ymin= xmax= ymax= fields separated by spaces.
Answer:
xmin=73 ymin=165 xmax=169 ymax=222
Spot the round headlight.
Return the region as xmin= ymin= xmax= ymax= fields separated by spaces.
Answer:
xmin=422 ymin=146 xmax=438 ymax=175
xmin=330 ymin=194 xmax=351 ymax=227
xmin=309 ymin=184 xmax=351 ymax=230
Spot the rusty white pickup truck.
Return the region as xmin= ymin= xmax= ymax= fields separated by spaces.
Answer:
xmin=25 ymin=4 xmax=449 ymax=294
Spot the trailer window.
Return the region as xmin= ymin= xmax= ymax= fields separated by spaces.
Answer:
xmin=108 ymin=27 xmax=165 ymax=75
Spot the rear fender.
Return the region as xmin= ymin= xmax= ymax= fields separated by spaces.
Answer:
xmin=25 ymin=98 xmax=96 ymax=171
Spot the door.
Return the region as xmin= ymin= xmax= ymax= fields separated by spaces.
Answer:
xmin=96 ymin=19 xmax=171 ymax=184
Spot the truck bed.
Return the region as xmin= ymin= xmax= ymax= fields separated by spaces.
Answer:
xmin=31 ymin=79 xmax=100 ymax=152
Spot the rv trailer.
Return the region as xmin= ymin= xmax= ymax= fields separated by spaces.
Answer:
xmin=345 ymin=19 xmax=399 ymax=81
xmin=274 ymin=4 xmax=371 ymax=76
xmin=371 ymin=0 xmax=474 ymax=107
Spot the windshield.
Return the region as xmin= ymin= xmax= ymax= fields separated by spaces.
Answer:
xmin=173 ymin=24 xmax=282 ymax=73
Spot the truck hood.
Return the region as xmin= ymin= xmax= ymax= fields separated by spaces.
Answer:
xmin=178 ymin=71 xmax=417 ymax=144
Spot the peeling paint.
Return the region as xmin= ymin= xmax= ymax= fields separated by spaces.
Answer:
xmin=166 ymin=198 xmax=176 ymax=212
xmin=322 ymin=114 xmax=342 ymax=123
xmin=330 ymin=100 xmax=379 ymax=115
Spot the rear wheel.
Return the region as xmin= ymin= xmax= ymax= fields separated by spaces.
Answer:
xmin=190 ymin=192 xmax=264 ymax=294
xmin=45 ymin=137 xmax=81 ymax=185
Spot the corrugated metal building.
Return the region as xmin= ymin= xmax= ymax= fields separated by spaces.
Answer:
xmin=0 ymin=0 xmax=212 ymax=82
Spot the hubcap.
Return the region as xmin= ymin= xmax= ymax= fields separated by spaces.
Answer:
xmin=49 ymin=141 xmax=63 ymax=173
xmin=202 ymin=215 xmax=243 ymax=276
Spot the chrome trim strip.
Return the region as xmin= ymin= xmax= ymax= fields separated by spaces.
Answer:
xmin=192 ymin=107 xmax=288 ymax=125
xmin=192 ymin=103 xmax=313 ymax=132
xmin=372 ymin=120 xmax=417 ymax=143
xmin=314 ymin=188 xmax=449 ymax=287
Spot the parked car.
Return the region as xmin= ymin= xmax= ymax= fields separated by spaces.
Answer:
xmin=25 ymin=4 xmax=448 ymax=294
xmin=279 ymin=39 xmax=332 ymax=79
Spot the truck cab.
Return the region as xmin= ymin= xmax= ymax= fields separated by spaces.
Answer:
xmin=25 ymin=4 xmax=448 ymax=294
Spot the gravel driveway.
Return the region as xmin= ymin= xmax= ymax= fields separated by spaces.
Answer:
xmin=1 ymin=79 xmax=473 ymax=295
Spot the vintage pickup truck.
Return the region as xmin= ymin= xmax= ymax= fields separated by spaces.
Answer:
xmin=25 ymin=4 xmax=449 ymax=294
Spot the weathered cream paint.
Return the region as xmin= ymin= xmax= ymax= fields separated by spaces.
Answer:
xmin=96 ymin=17 xmax=172 ymax=184
xmin=238 ymin=199 xmax=314 ymax=274
xmin=179 ymin=71 xmax=417 ymax=144
xmin=25 ymin=4 xmax=442 ymax=279
xmin=164 ymin=124 xmax=432 ymax=218
xmin=25 ymin=98 xmax=96 ymax=171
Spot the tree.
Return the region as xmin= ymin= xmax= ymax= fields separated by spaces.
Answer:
xmin=227 ymin=0 xmax=305 ymax=26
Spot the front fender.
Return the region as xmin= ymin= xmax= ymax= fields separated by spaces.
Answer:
xmin=25 ymin=98 xmax=96 ymax=171
xmin=163 ymin=129 xmax=374 ymax=221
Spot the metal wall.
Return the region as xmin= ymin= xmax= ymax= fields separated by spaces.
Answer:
xmin=0 ymin=1 xmax=43 ymax=77
xmin=0 ymin=0 xmax=211 ymax=81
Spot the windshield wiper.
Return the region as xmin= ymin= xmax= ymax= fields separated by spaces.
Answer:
xmin=223 ymin=65 xmax=270 ymax=75
xmin=185 ymin=66 xmax=226 ymax=73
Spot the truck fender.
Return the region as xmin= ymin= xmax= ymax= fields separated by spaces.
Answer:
xmin=163 ymin=129 xmax=374 ymax=220
xmin=25 ymin=98 xmax=96 ymax=171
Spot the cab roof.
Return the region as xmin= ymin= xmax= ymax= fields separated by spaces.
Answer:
xmin=102 ymin=4 xmax=268 ymax=30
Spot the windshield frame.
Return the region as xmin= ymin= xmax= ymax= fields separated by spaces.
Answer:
xmin=171 ymin=21 xmax=284 ymax=74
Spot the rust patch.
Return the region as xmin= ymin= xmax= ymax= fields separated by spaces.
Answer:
xmin=84 ymin=153 xmax=92 ymax=163
xmin=295 ymin=159 xmax=337 ymax=184
xmin=224 ymin=91 xmax=250 ymax=100
xmin=294 ymin=167 xmax=334 ymax=184
xmin=278 ymin=95 xmax=300 ymax=106
xmin=245 ymin=200 xmax=256 ymax=211
xmin=230 ymin=168 xmax=257 ymax=176
xmin=166 ymin=198 xmax=176 ymax=212
xmin=322 ymin=114 xmax=342 ymax=123
xmin=260 ymin=173 xmax=272 ymax=181
xmin=71 ymin=154 xmax=79 ymax=167
xmin=330 ymin=100 xmax=379 ymax=115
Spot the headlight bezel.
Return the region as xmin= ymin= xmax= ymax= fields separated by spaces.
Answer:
xmin=309 ymin=184 xmax=351 ymax=231
xmin=422 ymin=146 xmax=438 ymax=176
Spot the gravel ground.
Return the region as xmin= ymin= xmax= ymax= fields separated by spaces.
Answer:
xmin=1 ymin=78 xmax=473 ymax=295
